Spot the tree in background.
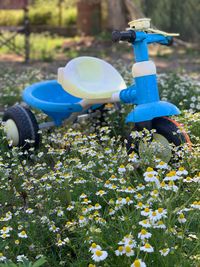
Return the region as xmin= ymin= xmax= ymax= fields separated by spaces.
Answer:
xmin=142 ymin=0 xmax=200 ymax=41
xmin=77 ymin=0 xmax=101 ymax=35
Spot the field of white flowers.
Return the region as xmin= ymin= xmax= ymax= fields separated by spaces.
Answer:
xmin=0 ymin=65 xmax=200 ymax=267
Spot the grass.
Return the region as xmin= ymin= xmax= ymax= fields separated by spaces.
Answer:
xmin=0 ymin=6 xmax=76 ymax=27
xmin=0 ymin=65 xmax=199 ymax=267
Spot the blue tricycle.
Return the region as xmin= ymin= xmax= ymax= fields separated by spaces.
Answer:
xmin=3 ymin=18 xmax=191 ymax=161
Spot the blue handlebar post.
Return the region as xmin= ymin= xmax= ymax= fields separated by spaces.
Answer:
xmin=132 ymin=32 xmax=173 ymax=62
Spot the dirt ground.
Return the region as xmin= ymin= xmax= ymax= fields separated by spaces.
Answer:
xmin=0 ymin=41 xmax=200 ymax=78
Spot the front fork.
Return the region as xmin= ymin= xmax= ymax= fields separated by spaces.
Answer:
xmin=119 ymin=60 xmax=180 ymax=123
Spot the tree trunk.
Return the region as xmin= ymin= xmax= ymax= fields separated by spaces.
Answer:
xmin=107 ymin=0 xmax=127 ymax=30
xmin=77 ymin=0 xmax=101 ymax=35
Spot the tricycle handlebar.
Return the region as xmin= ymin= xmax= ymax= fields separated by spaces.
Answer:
xmin=112 ymin=30 xmax=136 ymax=43
xmin=112 ymin=30 xmax=173 ymax=46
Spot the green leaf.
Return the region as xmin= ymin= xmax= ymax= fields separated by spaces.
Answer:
xmin=32 ymin=257 xmax=47 ymax=267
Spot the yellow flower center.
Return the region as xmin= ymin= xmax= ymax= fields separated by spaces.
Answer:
xmin=125 ymin=246 xmax=131 ymax=253
xmin=138 ymin=202 xmax=143 ymax=207
xmin=2 ymin=227 xmax=7 ymax=232
xmin=159 ymin=161 xmax=165 ymax=165
xmin=0 ymin=253 xmax=3 ymax=257
xmin=21 ymin=231 xmax=26 ymax=236
xmin=141 ymin=229 xmax=147 ymax=235
xmin=179 ymin=167 xmax=184 ymax=171
xmin=147 ymin=167 xmax=153 ymax=172
xmin=118 ymin=246 xmax=124 ymax=252
xmin=134 ymin=260 xmax=141 ymax=267
xmin=179 ymin=213 xmax=185 ymax=219
xmin=91 ymin=243 xmax=97 ymax=249
xmin=144 ymin=208 xmax=149 ymax=212
xmin=126 ymin=197 xmax=131 ymax=202
xmin=79 ymin=216 xmax=84 ymax=220
xmin=161 ymin=181 xmax=166 ymax=187
xmin=152 ymin=211 xmax=157 ymax=217
xmin=153 ymin=190 xmax=158 ymax=194
xmin=158 ymin=220 xmax=164 ymax=225
xmin=95 ymin=250 xmax=103 ymax=257
xmin=147 ymin=173 xmax=154 ymax=178
xmin=145 ymin=243 xmax=151 ymax=248
xmin=158 ymin=208 xmax=163 ymax=213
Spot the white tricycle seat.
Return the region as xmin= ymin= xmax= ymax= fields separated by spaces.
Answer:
xmin=57 ymin=56 xmax=126 ymax=99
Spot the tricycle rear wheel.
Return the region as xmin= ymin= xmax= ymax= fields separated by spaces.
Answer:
xmin=3 ymin=105 xmax=40 ymax=150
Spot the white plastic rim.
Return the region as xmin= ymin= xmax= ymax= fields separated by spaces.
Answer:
xmin=4 ymin=119 xmax=19 ymax=146
xmin=139 ymin=133 xmax=172 ymax=163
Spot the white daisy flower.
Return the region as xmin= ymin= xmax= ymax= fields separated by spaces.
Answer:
xmin=118 ymin=165 xmax=126 ymax=173
xmin=79 ymin=216 xmax=87 ymax=225
xmin=0 ymin=226 xmax=12 ymax=234
xmin=141 ymin=207 xmax=151 ymax=216
xmin=178 ymin=213 xmax=186 ymax=223
xmin=96 ymin=190 xmax=107 ymax=196
xmin=124 ymin=245 xmax=135 ymax=257
xmin=115 ymin=245 xmax=124 ymax=256
xmin=0 ymin=233 xmax=10 ymax=239
xmin=140 ymin=243 xmax=154 ymax=253
xmin=139 ymin=219 xmax=152 ymax=228
xmin=89 ymin=243 xmax=102 ymax=253
xmin=125 ymin=197 xmax=133 ymax=205
xmin=79 ymin=193 xmax=87 ymax=199
xmin=56 ymin=239 xmax=65 ymax=247
xmin=138 ymin=229 xmax=152 ymax=240
xmin=159 ymin=248 xmax=170 ymax=256
xmin=153 ymin=220 xmax=166 ymax=229
xmin=176 ymin=167 xmax=188 ymax=176
xmin=18 ymin=230 xmax=28 ymax=238
xmin=128 ymin=152 xmax=139 ymax=163
xmin=144 ymin=167 xmax=157 ymax=175
xmin=94 ymin=203 xmax=102 ymax=210
xmin=0 ymin=253 xmax=6 ymax=262
xmin=135 ymin=202 xmax=144 ymax=209
xmin=91 ymin=250 xmax=108 ymax=262
xmin=16 ymin=254 xmax=28 ymax=262
xmin=131 ymin=259 xmax=146 ymax=267
xmin=156 ymin=161 xmax=168 ymax=170
xmin=67 ymin=205 xmax=74 ymax=211
xmin=25 ymin=208 xmax=34 ymax=214
xmin=124 ymin=186 xmax=135 ymax=193
xmin=116 ymin=197 xmax=126 ymax=206
xmin=164 ymin=171 xmax=180 ymax=181
xmin=191 ymin=201 xmax=200 ymax=209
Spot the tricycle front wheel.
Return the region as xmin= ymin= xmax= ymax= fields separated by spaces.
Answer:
xmin=127 ymin=116 xmax=191 ymax=162
xmin=3 ymin=105 xmax=40 ymax=150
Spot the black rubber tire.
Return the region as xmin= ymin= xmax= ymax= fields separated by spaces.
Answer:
xmin=127 ymin=116 xmax=190 ymax=155
xmin=3 ymin=105 xmax=40 ymax=149
xmin=152 ymin=117 xmax=188 ymax=146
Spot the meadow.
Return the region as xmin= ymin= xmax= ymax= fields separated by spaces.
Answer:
xmin=0 ymin=64 xmax=200 ymax=267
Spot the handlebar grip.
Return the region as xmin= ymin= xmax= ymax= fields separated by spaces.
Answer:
xmin=112 ymin=30 xmax=136 ymax=43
